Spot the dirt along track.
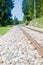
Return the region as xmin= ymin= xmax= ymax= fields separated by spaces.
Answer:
xmin=20 ymin=26 xmax=43 ymax=57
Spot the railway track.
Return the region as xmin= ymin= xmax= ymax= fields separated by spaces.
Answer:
xmin=21 ymin=25 xmax=43 ymax=48
xmin=20 ymin=26 xmax=43 ymax=58
xmin=23 ymin=25 xmax=43 ymax=33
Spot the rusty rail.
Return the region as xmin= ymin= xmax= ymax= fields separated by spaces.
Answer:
xmin=20 ymin=27 xmax=43 ymax=57
xmin=23 ymin=25 xmax=43 ymax=34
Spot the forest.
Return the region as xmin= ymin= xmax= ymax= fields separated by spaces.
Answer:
xmin=0 ymin=0 xmax=43 ymax=26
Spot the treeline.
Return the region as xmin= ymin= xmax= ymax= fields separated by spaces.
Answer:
xmin=22 ymin=0 xmax=43 ymax=23
xmin=0 ymin=0 xmax=14 ymax=26
xmin=14 ymin=16 xmax=21 ymax=25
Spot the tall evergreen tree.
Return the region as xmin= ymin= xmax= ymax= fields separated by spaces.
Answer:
xmin=22 ymin=0 xmax=29 ymax=15
xmin=0 ymin=0 xmax=14 ymax=26
xmin=22 ymin=0 xmax=33 ymax=22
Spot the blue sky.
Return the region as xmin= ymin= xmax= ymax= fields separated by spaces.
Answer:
xmin=12 ymin=0 xmax=24 ymax=21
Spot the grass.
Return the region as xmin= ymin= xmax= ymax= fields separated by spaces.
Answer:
xmin=29 ymin=17 xmax=43 ymax=28
xmin=0 ymin=26 xmax=12 ymax=36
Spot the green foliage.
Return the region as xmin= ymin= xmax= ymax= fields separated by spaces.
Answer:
xmin=29 ymin=17 xmax=43 ymax=28
xmin=0 ymin=0 xmax=14 ymax=26
xmin=22 ymin=0 xmax=43 ymax=23
xmin=22 ymin=0 xmax=33 ymax=22
xmin=14 ymin=16 xmax=19 ymax=25
xmin=0 ymin=26 xmax=12 ymax=36
xmin=36 ymin=0 xmax=43 ymax=18
xmin=22 ymin=0 xmax=29 ymax=15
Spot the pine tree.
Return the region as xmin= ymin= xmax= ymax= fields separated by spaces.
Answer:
xmin=0 ymin=0 xmax=14 ymax=26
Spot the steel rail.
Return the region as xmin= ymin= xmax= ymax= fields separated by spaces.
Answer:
xmin=20 ymin=27 xmax=43 ymax=57
xmin=23 ymin=25 xmax=43 ymax=34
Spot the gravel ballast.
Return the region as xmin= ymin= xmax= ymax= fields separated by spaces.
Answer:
xmin=0 ymin=26 xmax=43 ymax=65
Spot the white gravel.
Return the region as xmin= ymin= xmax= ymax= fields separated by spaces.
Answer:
xmin=0 ymin=26 xmax=43 ymax=65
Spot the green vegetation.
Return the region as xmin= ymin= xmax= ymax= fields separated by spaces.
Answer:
xmin=22 ymin=0 xmax=43 ymax=24
xmin=0 ymin=26 xmax=12 ymax=36
xmin=14 ymin=16 xmax=20 ymax=25
xmin=0 ymin=0 xmax=14 ymax=26
xmin=0 ymin=0 xmax=43 ymax=28
xmin=29 ymin=17 xmax=43 ymax=28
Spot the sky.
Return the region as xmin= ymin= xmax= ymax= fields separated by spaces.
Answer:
xmin=12 ymin=0 xmax=24 ymax=21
